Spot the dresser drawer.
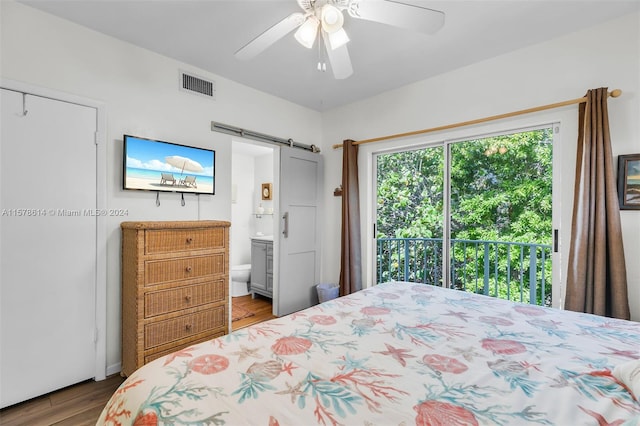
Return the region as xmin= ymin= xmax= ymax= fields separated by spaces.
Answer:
xmin=145 ymin=227 xmax=226 ymax=254
xmin=144 ymin=279 xmax=227 ymax=318
xmin=145 ymin=253 xmax=225 ymax=286
xmin=144 ymin=305 xmax=226 ymax=350
xmin=144 ymin=330 xmax=227 ymax=364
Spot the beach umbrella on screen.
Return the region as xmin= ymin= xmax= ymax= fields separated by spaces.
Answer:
xmin=165 ymin=155 xmax=204 ymax=176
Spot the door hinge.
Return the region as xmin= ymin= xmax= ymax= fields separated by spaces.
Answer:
xmin=93 ymin=328 xmax=99 ymax=343
xmin=553 ymin=229 xmax=559 ymax=253
xmin=94 ymin=131 xmax=99 ymax=145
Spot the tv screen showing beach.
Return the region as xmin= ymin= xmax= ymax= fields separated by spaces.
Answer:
xmin=123 ymin=135 xmax=215 ymax=194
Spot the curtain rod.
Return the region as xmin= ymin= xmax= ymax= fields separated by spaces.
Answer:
xmin=332 ymin=89 xmax=622 ymax=149
xmin=211 ymin=121 xmax=320 ymax=152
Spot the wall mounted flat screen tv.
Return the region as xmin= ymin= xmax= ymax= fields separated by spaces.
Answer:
xmin=123 ymin=134 xmax=215 ymax=195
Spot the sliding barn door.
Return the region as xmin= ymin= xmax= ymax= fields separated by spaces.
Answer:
xmin=277 ymin=147 xmax=323 ymax=316
xmin=0 ymin=89 xmax=98 ymax=408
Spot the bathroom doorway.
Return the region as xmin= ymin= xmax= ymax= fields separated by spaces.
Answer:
xmin=231 ymin=140 xmax=277 ymax=317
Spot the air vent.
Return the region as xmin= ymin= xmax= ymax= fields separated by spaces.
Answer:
xmin=179 ymin=70 xmax=216 ymax=100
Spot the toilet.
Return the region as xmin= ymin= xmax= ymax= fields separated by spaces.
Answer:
xmin=231 ymin=264 xmax=251 ymax=297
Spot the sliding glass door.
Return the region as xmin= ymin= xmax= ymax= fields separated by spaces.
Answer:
xmin=375 ymin=126 xmax=554 ymax=306
xmin=376 ymin=145 xmax=444 ymax=285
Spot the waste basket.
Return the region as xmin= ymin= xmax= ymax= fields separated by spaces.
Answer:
xmin=316 ymin=283 xmax=339 ymax=303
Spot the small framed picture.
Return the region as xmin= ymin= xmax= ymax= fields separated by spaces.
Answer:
xmin=617 ymin=154 xmax=640 ymax=210
xmin=261 ymin=183 xmax=272 ymax=200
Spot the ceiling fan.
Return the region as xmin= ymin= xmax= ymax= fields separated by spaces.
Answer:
xmin=234 ymin=0 xmax=445 ymax=79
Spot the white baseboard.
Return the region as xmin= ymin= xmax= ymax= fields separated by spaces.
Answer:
xmin=106 ymin=362 xmax=121 ymax=377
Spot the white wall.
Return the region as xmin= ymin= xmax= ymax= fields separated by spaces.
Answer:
xmin=1 ymin=0 xmax=322 ymax=373
xmin=320 ymin=11 xmax=640 ymax=321
xmin=231 ymin=151 xmax=255 ymax=266
xmin=230 ymin=148 xmax=275 ymax=265
xmin=254 ymin=152 xmax=276 ymax=236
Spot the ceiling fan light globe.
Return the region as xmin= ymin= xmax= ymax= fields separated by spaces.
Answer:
xmin=327 ymin=28 xmax=349 ymax=50
xmin=321 ymin=4 xmax=344 ymax=33
xmin=294 ymin=15 xmax=319 ymax=48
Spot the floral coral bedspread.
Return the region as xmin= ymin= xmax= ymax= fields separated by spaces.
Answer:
xmin=98 ymin=281 xmax=640 ymax=425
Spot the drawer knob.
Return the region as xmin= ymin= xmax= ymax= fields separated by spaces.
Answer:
xmin=185 ymin=295 xmax=192 ymax=302
xmin=186 ymin=237 xmax=193 ymax=244
xmin=185 ymin=266 xmax=192 ymax=273
xmin=185 ymin=324 xmax=192 ymax=331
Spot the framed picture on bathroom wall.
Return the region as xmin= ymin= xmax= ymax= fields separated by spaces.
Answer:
xmin=261 ymin=183 xmax=272 ymax=200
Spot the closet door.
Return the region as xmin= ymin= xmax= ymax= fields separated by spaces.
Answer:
xmin=0 ymin=89 xmax=97 ymax=408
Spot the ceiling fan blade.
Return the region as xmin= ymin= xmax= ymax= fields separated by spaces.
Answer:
xmin=348 ymin=0 xmax=444 ymax=35
xmin=296 ymin=0 xmax=314 ymax=12
xmin=323 ymin=36 xmax=353 ymax=79
xmin=235 ymin=13 xmax=305 ymax=60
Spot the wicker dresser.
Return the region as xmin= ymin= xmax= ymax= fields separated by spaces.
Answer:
xmin=120 ymin=220 xmax=230 ymax=377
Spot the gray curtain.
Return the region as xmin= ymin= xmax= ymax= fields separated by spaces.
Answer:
xmin=339 ymin=139 xmax=362 ymax=296
xmin=565 ymin=88 xmax=630 ymax=320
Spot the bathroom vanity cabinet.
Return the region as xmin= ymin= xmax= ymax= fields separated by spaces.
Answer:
xmin=250 ymin=238 xmax=273 ymax=299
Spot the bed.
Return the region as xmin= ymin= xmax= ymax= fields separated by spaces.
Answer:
xmin=97 ymin=281 xmax=640 ymax=425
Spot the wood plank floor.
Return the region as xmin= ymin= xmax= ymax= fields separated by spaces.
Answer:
xmin=231 ymin=293 xmax=277 ymax=330
xmin=0 ymin=295 xmax=275 ymax=425
xmin=0 ymin=375 xmax=125 ymax=426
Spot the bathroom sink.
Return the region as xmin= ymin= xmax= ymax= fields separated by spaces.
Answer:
xmin=251 ymin=235 xmax=273 ymax=241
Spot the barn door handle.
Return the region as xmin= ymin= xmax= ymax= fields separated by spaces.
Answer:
xmin=282 ymin=212 xmax=289 ymax=238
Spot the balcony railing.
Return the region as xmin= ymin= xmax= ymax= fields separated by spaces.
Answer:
xmin=377 ymin=238 xmax=552 ymax=306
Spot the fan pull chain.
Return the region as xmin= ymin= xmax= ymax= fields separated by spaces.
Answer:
xmin=317 ymin=32 xmax=327 ymax=72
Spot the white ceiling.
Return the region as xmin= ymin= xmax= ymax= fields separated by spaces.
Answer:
xmin=20 ymin=0 xmax=639 ymax=111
